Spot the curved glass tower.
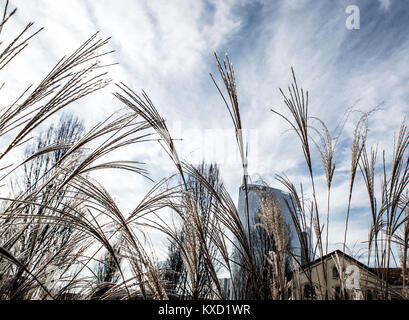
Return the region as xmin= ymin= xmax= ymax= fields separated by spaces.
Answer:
xmin=230 ymin=182 xmax=312 ymax=299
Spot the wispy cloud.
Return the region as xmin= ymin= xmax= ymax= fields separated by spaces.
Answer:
xmin=5 ymin=0 xmax=409 ymax=257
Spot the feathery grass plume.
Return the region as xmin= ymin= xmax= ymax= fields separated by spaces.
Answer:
xmin=76 ymin=177 xmax=168 ymax=300
xmin=310 ymin=108 xmax=352 ymax=256
xmin=158 ymin=172 xmax=225 ymax=299
xmin=357 ymin=119 xmax=408 ymax=299
xmin=2 ymin=0 xmax=407 ymax=300
xmin=113 ymin=83 xmax=187 ymax=188
xmin=180 ymin=162 xmax=254 ymax=299
xmin=0 ymin=1 xmax=115 ymax=298
xmin=271 ymin=68 xmax=329 ymax=298
xmin=257 ymin=190 xmax=290 ymax=300
xmin=275 ymin=174 xmax=317 ymax=298
xmin=0 ymin=2 xmax=167 ymax=299
xmin=117 ymin=53 xmax=257 ymax=299
xmin=113 ymin=84 xmax=211 ymax=299
xmin=160 ymin=163 xmax=224 ymax=300
xmin=359 ymin=144 xmax=385 ymax=297
xmin=0 ymin=115 xmax=88 ymax=299
xmin=210 ymin=53 xmax=262 ymax=299
xmin=342 ymin=110 xmax=375 ymax=261
xmin=380 ymin=121 xmax=409 ymax=297
xmin=398 ymin=191 xmax=409 ymax=298
xmin=209 ymin=53 xmax=246 ymax=181
xmin=0 ymin=1 xmax=43 ymax=71
xmin=150 ymin=160 xmax=254 ymax=299
xmin=0 ymin=31 xmax=112 ymax=164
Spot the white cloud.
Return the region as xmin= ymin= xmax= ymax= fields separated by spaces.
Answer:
xmin=2 ymin=0 xmax=408 ymax=262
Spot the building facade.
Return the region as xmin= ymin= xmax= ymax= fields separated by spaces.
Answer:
xmin=231 ymin=183 xmax=311 ymax=299
xmin=293 ymin=250 xmax=404 ymax=300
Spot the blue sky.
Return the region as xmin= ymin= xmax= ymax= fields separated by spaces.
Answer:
xmin=4 ymin=0 xmax=409 ymax=260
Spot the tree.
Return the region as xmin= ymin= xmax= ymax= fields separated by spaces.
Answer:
xmin=0 ymin=0 xmax=111 ymax=300
xmin=162 ymin=162 xmax=223 ymax=300
xmin=0 ymin=114 xmax=86 ymax=299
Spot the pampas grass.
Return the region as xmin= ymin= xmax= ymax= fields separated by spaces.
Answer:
xmin=0 ymin=2 xmax=408 ymax=301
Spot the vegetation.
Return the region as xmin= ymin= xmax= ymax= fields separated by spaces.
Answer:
xmin=0 ymin=1 xmax=407 ymax=300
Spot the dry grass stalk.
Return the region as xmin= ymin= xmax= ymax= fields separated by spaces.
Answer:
xmin=258 ymin=194 xmax=289 ymax=299
xmin=271 ymin=68 xmax=329 ymax=298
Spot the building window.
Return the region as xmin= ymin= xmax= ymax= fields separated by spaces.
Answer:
xmin=334 ymin=286 xmax=349 ymax=300
xmin=334 ymin=286 xmax=341 ymax=300
xmin=366 ymin=290 xmax=373 ymax=300
xmin=304 ymin=284 xmax=316 ymax=300
xmin=332 ymin=266 xmax=340 ymax=279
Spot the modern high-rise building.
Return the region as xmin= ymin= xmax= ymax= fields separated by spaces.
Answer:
xmin=237 ymin=183 xmax=307 ymax=262
xmin=230 ymin=181 xmax=312 ymax=298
